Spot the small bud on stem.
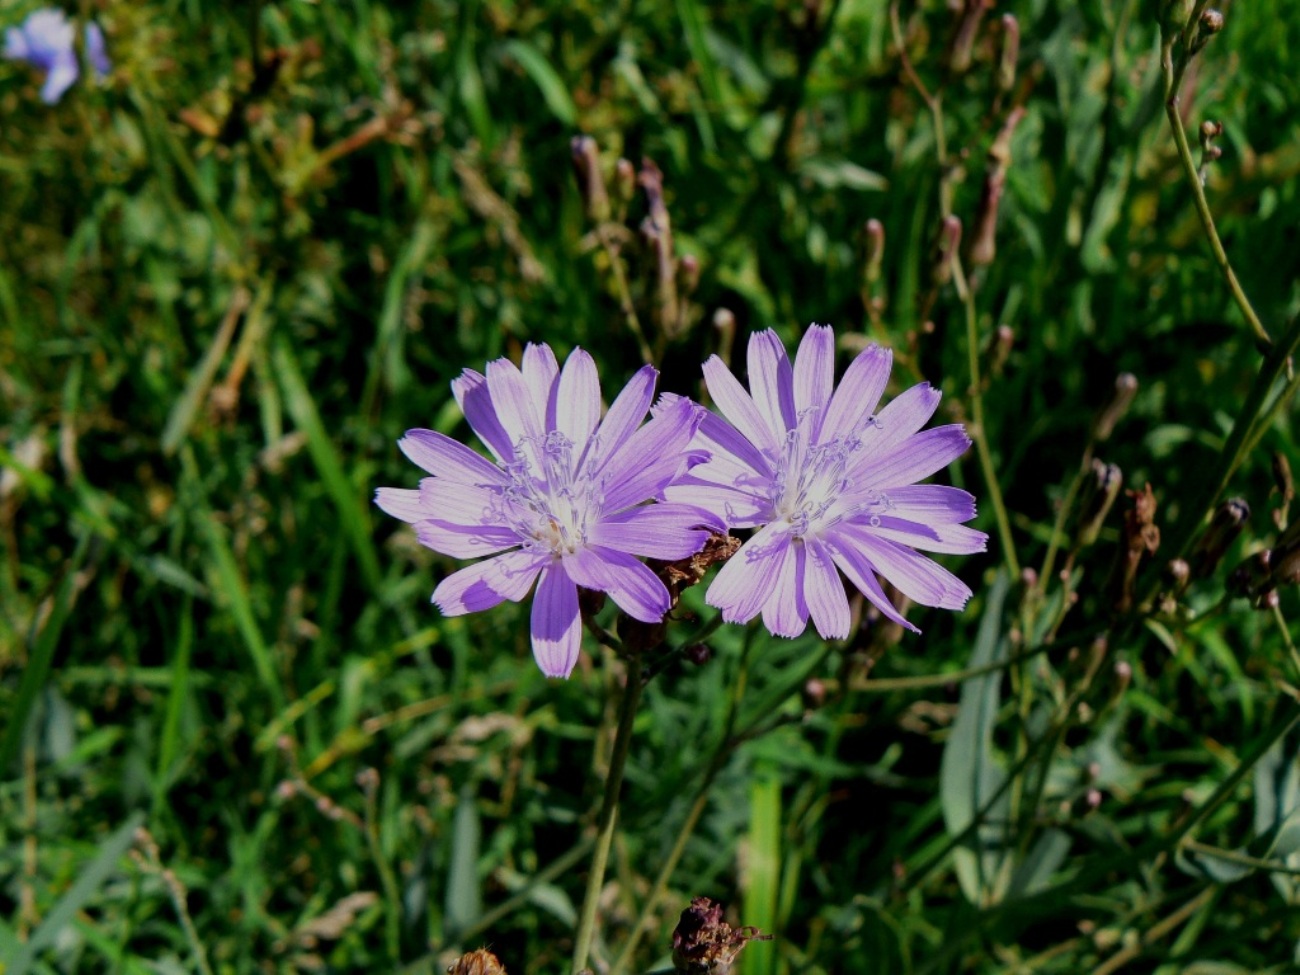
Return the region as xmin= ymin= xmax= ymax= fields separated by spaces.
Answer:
xmin=997 ymin=15 xmax=1019 ymax=92
xmin=1092 ymin=373 xmax=1138 ymax=442
xmin=931 ymin=216 xmax=962 ymax=286
xmin=1191 ymin=497 xmax=1249 ymax=577
xmin=570 ymin=135 xmax=610 ymax=223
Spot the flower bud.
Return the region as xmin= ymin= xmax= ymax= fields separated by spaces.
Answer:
xmin=614 ymin=157 xmax=637 ymax=206
xmin=1110 ymin=483 xmax=1160 ymax=613
xmin=1091 ymin=373 xmax=1138 ymax=442
xmin=997 ymin=14 xmax=1019 ymax=92
xmin=713 ymin=308 xmax=737 ymax=366
xmin=948 ymin=0 xmax=991 ymax=76
xmin=862 ymin=218 xmax=885 ymax=286
xmin=1274 ymin=451 xmax=1294 ymax=529
xmin=931 ymin=216 xmax=962 ymax=286
xmin=1190 ymin=8 xmax=1224 ymax=54
xmin=968 ymin=108 xmax=1024 ymax=267
xmin=985 ymin=324 xmax=1014 ymax=376
xmin=1074 ymin=459 xmax=1123 ymax=548
xmin=570 ymin=135 xmax=610 ymax=223
xmin=677 ymin=253 xmax=701 ymax=297
xmin=685 ymin=643 xmax=713 ymax=666
xmin=1160 ymin=0 xmax=1195 ymax=42
xmin=1191 ymin=497 xmax=1249 ymax=577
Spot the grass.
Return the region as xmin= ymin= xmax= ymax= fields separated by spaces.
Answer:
xmin=3 ymin=0 xmax=1300 ymax=972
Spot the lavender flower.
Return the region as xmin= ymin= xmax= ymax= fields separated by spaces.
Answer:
xmin=4 ymin=8 xmax=110 ymax=104
xmin=376 ymin=344 xmax=720 ymax=678
xmin=665 ymin=325 xmax=986 ymax=638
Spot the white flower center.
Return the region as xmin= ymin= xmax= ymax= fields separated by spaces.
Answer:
xmin=497 ymin=432 xmax=602 ymax=556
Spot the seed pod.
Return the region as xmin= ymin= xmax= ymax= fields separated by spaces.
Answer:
xmin=931 ymin=216 xmax=962 ymax=286
xmin=997 ymin=14 xmax=1019 ymax=92
xmin=1191 ymin=497 xmax=1250 ymax=577
xmin=570 ymin=135 xmax=610 ymax=223
xmin=1092 ymin=373 xmax=1138 ymax=442
xmin=968 ymin=107 xmax=1025 ymax=267
xmin=1075 ymin=459 xmax=1123 ymax=548
xmin=862 ymin=218 xmax=885 ymax=287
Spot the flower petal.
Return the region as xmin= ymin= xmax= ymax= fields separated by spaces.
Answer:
xmin=415 ymin=521 xmax=520 ymax=559
xmin=565 ymin=545 xmax=670 ymax=623
xmin=820 ymin=343 xmax=891 ymax=444
xmin=588 ymin=504 xmax=721 ymax=559
xmin=452 ymin=368 xmax=515 ymax=463
xmin=40 ymin=53 xmax=78 ymax=103
xmin=374 ymin=487 xmax=428 ymax=523
xmin=747 ymin=330 xmax=797 ymax=441
xmin=531 ymin=564 xmax=582 ymax=678
xmin=760 ymin=538 xmax=809 ymax=638
xmin=702 ymin=354 xmax=780 ymax=456
xmin=856 ymin=425 xmax=973 ymax=491
xmin=863 ymin=383 xmax=942 ymax=453
xmin=840 ymin=527 xmax=973 ymax=610
xmin=885 ymin=485 xmax=979 ymax=524
xmin=432 ymin=549 xmax=545 ymax=615
xmin=585 ymin=365 xmax=656 ymax=473
xmin=662 ymin=474 xmax=772 ymax=528
xmin=694 ymin=408 xmax=772 ymax=478
xmin=599 ymin=396 xmax=703 ymax=512
xmin=805 ymin=538 xmax=851 ymax=639
xmin=829 ymin=538 xmax=920 ymax=634
xmin=705 ymin=524 xmax=787 ymax=624
xmin=418 ymin=478 xmax=504 ymax=528
xmin=555 ymin=348 xmax=601 ymax=463
xmin=522 ymin=343 xmax=560 ymax=422
xmin=794 ymin=324 xmax=835 ymax=424
xmin=487 ymin=357 xmax=545 ymax=461
xmin=867 ymin=517 xmax=988 ymax=555
xmin=398 ymin=429 xmax=507 ymax=485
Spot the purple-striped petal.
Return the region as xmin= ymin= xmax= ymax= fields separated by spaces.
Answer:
xmin=840 ymin=527 xmax=972 ymax=610
xmin=662 ymin=474 xmax=772 ymax=529
xmin=398 ymin=429 xmax=508 ymax=485
xmin=554 ymin=348 xmax=601 ymax=462
xmin=862 ymin=383 xmax=941 ymax=453
xmin=854 ymin=425 xmax=973 ymax=491
xmin=487 ymin=357 xmax=544 ymax=459
xmin=565 ymin=545 xmax=670 ymax=623
xmin=747 ymin=330 xmax=797 ymax=441
xmin=694 ymin=408 xmax=772 ymax=478
xmin=703 ymin=355 xmax=780 ymax=455
xmin=805 ymin=538 xmax=851 ymax=639
xmin=433 ymin=549 xmax=546 ymax=615
xmin=417 ymin=478 xmax=503 ymax=528
xmin=585 ymin=365 xmax=657 ymax=473
xmin=885 ymin=485 xmax=979 ymax=524
xmin=829 ymin=539 xmax=920 ymax=634
xmin=452 ymin=369 xmax=515 ymax=463
xmin=522 ymin=343 xmax=560 ymax=422
xmin=374 ymin=487 xmax=428 ymax=523
xmin=865 ymin=517 xmax=988 ymax=555
xmin=705 ymin=525 xmax=788 ymax=624
xmin=588 ymin=504 xmax=721 ymax=559
xmin=760 ymin=538 xmax=809 ymax=638
xmin=415 ymin=521 xmax=520 ymax=559
xmin=531 ymin=564 xmax=582 ymax=678
xmin=794 ymin=324 xmax=835 ymax=424
xmin=820 ymin=343 xmax=891 ymax=444
xmin=599 ymin=397 xmax=702 ymax=512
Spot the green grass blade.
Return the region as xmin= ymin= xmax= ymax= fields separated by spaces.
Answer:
xmin=742 ymin=772 xmax=780 ymax=975
xmin=501 ymin=39 xmax=578 ymax=126
xmin=0 ymin=535 xmax=88 ymax=778
xmin=153 ymin=596 xmax=194 ymax=815
xmin=272 ymin=337 xmax=383 ymax=594
xmin=2 ymin=810 xmax=146 ymax=975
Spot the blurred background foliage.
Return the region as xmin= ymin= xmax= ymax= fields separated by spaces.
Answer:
xmin=3 ymin=0 xmax=1300 ymax=971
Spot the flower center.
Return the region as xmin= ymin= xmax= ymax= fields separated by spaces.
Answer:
xmin=497 ymin=431 xmax=600 ymax=556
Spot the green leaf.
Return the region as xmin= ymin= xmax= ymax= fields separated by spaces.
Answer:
xmin=444 ymin=783 xmax=483 ymax=937
xmin=742 ymin=772 xmax=780 ymax=975
xmin=501 ymin=40 xmax=578 ymax=127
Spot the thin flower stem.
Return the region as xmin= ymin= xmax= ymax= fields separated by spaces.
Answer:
xmin=361 ymin=776 xmax=402 ymax=963
xmin=1272 ymin=604 xmax=1300 ymax=685
xmin=572 ymin=655 xmax=644 ymax=974
xmin=607 ymin=639 xmax=753 ymax=975
xmin=1181 ymin=839 xmax=1300 ymax=878
xmin=953 ymin=257 xmax=1020 ymax=578
xmin=1090 ymin=886 xmax=1217 ymax=975
xmin=597 ymin=225 xmax=655 ymax=366
xmin=1037 ymin=443 xmax=1094 ymax=597
xmin=1161 ymin=26 xmax=1271 ymax=350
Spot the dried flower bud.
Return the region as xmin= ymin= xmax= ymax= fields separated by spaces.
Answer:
xmin=1110 ymin=483 xmax=1160 ymax=614
xmin=997 ymin=14 xmax=1019 ymax=92
xmin=672 ymin=897 xmax=771 ymax=974
xmin=447 ymin=948 xmax=507 ymax=975
xmin=948 ymin=0 xmax=991 ymax=75
xmin=685 ymin=643 xmax=713 ymax=666
xmin=639 ymin=158 xmax=682 ymax=339
xmin=803 ymin=678 xmax=827 ymax=709
xmin=931 ymin=216 xmax=962 ymax=286
xmin=968 ymin=108 xmax=1025 ymax=267
xmin=862 ymin=218 xmax=885 ymax=286
xmin=1191 ymin=497 xmax=1250 ymax=577
xmin=678 ymin=254 xmax=701 ymax=297
xmin=1190 ymin=8 xmax=1224 ymax=54
xmin=1074 ymin=459 xmax=1123 ymax=548
xmin=570 ymin=135 xmax=610 ymax=223
xmin=712 ymin=308 xmax=737 ymax=367
xmin=614 ymin=157 xmax=637 ymax=206
xmin=1091 ymin=373 xmax=1138 ymax=442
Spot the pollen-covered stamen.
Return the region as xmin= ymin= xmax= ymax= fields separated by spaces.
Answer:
xmin=768 ymin=410 xmax=868 ymax=538
xmin=496 ymin=432 xmax=601 ymax=555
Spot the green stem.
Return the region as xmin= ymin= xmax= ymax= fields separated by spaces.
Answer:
xmin=572 ymin=656 xmax=644 ymax=973
xmin=1162 ymin=25 xmax=1271 ymax=350
xmin=953 ymin=257 xmax=1020 ymax=578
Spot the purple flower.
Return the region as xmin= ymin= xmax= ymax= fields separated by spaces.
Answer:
xmin=4 ymin=8 xmax=110 ymax=104
xmin=664 ymin=325 xmax=986 ymax=638
xmin=376 ymin=344 xmax=720 ymax=679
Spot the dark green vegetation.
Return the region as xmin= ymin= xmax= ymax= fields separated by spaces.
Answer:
xmin=4 ymin=0 xmax=1300 ymax=971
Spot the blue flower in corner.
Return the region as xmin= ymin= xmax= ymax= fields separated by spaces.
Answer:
xmin=4 ymin=8 xmax=110 ymax=104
